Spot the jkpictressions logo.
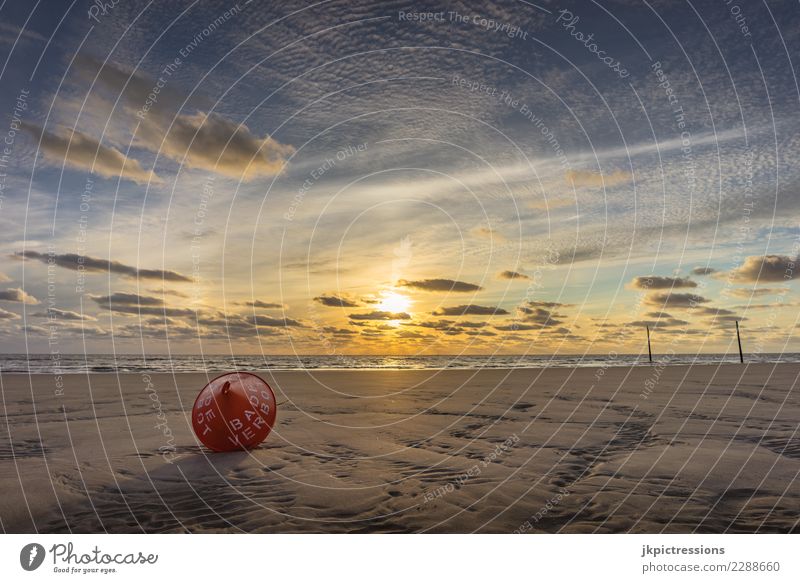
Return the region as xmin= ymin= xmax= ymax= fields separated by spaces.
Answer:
xmin=20 ymin=543 xmax=46 ymax=571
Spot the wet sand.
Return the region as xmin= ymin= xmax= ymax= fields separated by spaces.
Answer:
xmin=1 ymin=364 xmax=798 ymax=533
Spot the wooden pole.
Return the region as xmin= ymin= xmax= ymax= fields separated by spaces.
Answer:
xmin=736 ymin=320 xmax=744 ymax=364
xmin=646 ymin=325 xmax=653 ymax=363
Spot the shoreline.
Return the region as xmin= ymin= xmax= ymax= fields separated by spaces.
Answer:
xmin=2 ymin=360 xmax=798 ymax=374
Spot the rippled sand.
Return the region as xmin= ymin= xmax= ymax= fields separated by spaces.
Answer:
xmin=1 ymin=364 xmax=798 ymax=533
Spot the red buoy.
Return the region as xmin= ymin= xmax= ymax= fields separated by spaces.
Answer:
xmin=191 ymin=372 xmax=277 ymax=452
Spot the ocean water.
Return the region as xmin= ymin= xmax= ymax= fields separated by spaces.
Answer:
xmin=0 ymin=353 xmax=798 ymax=374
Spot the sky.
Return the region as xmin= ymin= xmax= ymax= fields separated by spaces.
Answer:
xmin=0 ymin=0 xmax=798 ymax=356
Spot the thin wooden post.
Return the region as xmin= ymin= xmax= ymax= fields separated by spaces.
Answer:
xmin=736 ymin=320 xmax=744 ymax=364
xmin=646 ymin=325 xmax=653 ymax=363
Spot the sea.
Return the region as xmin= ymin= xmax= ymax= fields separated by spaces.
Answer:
xmin=0 ymin=353 xmax=798 ymax=374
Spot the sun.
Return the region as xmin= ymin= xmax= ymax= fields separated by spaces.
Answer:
xmin=376 ymin=291 xmax=412 ymax=314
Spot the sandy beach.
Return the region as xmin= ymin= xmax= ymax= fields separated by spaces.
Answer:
xmin=1 ymin=364 xmax=798 ymax=533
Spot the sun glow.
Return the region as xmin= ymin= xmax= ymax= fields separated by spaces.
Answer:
xmin=376 ymin=291 xmax=412 ymax=314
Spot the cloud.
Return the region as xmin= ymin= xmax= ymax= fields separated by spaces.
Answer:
xmin=0 ymin=308 xmax=19 ymax=320
xmin=396 ymin=329 xmax=428 ymax=339
xmin=723 ymin=287 xmax=784 ymax=299
xmin=0 ymin=22 xmax=49 ymax=45
xmin=148 ymin=288 xmax=190 ymax=298
xmin=243 ymin=300 xmax=287 ymax=309
xmin=471 ymin=226 xmax=505 ymax=242
xmin=398 ymin=278 xmax=482 ymax=292
xmin=249 ymin=314 xmax=304 ymax=327
xmin=349 ymin=311 xmax=411 ymax=321
xmin=15 ymin=250 xmax=191 ymax=282
xmin=94 ymin=292 xmax=165 ymax=306
xmin=72 ymin=56 xmax=294 ymax=181
xmin=495 ymin=323 xmax=541 ymax=331
xmin=32 ymin=308 xmax=97 ymax=321
xmin=195 ymin=312 xmax=303 ymax=336
xmin=150 ymin=112 xmax=295 ymax=180
xmin=458 ymin=321 xmax=488 ymax=328
xmin=565 ymin=169 xmax=631 ymax=188
xmin=74 ymin=54 xmax=200 ymax=115
xmin=514 ymin=301 xmax=566 ymax=329
xmin=0 ymin=272 xmax=10 ymax=282
xmin=433 ymin=305 xmax=509 ymax=316
xmin=91 ymin=293 xmax=195 ymax=317
xmin=629 ymin=316 xmax=688 ymax=329
xmin=0 ymin=287 xmax=39 ymax=304
xmin=407 ymin=319 xmax=487 ymax=333
xmin=411 ymin=319 xmax=457 ymax=330
xmin=644 ymin=292 xmax=710 ymax=309
xmin=23 ymin=323 xmax=108 ymax=338
xmin=314 ymin=294 xmax=360 ymax=308
xmin=528 ymin=197 xmax=574 ymax=210
xmin=322 ymin=326 xmax=357 ymax=335
xmin=695 ymin=307 xmax=737 ymax=317
xmin=497 ymin=270 xmax=530 ymax=280
xmin=21 ymin=123 xmax=160 ymax=184
xmin=520 ymin=300 xmax=569 ymax=310
xmin=691 ymin=267 xmax=717 ymax=276
xmin=729 ymin=255 xmax=798 ymax=283
xmin=629 ymin=276 xmax=697 ymax=290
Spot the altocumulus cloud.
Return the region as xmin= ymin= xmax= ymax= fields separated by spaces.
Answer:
xmin=315 ymin=294 xmax=360 ymax=308
xmin=629 ymin=276 xmax=697 ymax=290
xmin=398 ymin=278 xmax=482 ymax=292
xmin=644 ymin=292 xmax=710 ymax=309
xmin=729 ymin=255 xmax=798 ymax=283
xmin=433 ymin=305 xmax=509 ymax=316
xmin=497 ymin=270 xmax=530 ymax=280
xmin=249 ymin=314 xmax=304 ymax=327
xmin=691 ymin=267 xmax=717 ymax=276
xmin=152 ymin=112 xmax=295 ymax=180
xmin=73 ymin=56 xmax=294 ymax=182
xmin=91 ymin=293 xmax=196 ymax=317
xmin=0 ymin=287 xmax=39 ymax=304
xmin=349 ymin=311 xmax=411 ymax=321
xmin=243 ymin=300 xmax=287 ymax=309
xmin=16 ymin=251 xmax=191 ymax=282
xmin=21 ymin=123 xmax=160 ymax=184
xmin=32 ymin=308 xmax=96 ymax=321
xmin=0 ymin=307 xmax=20 ymax=319
xmin=565 ymin=169 xmax=631 ymax=188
